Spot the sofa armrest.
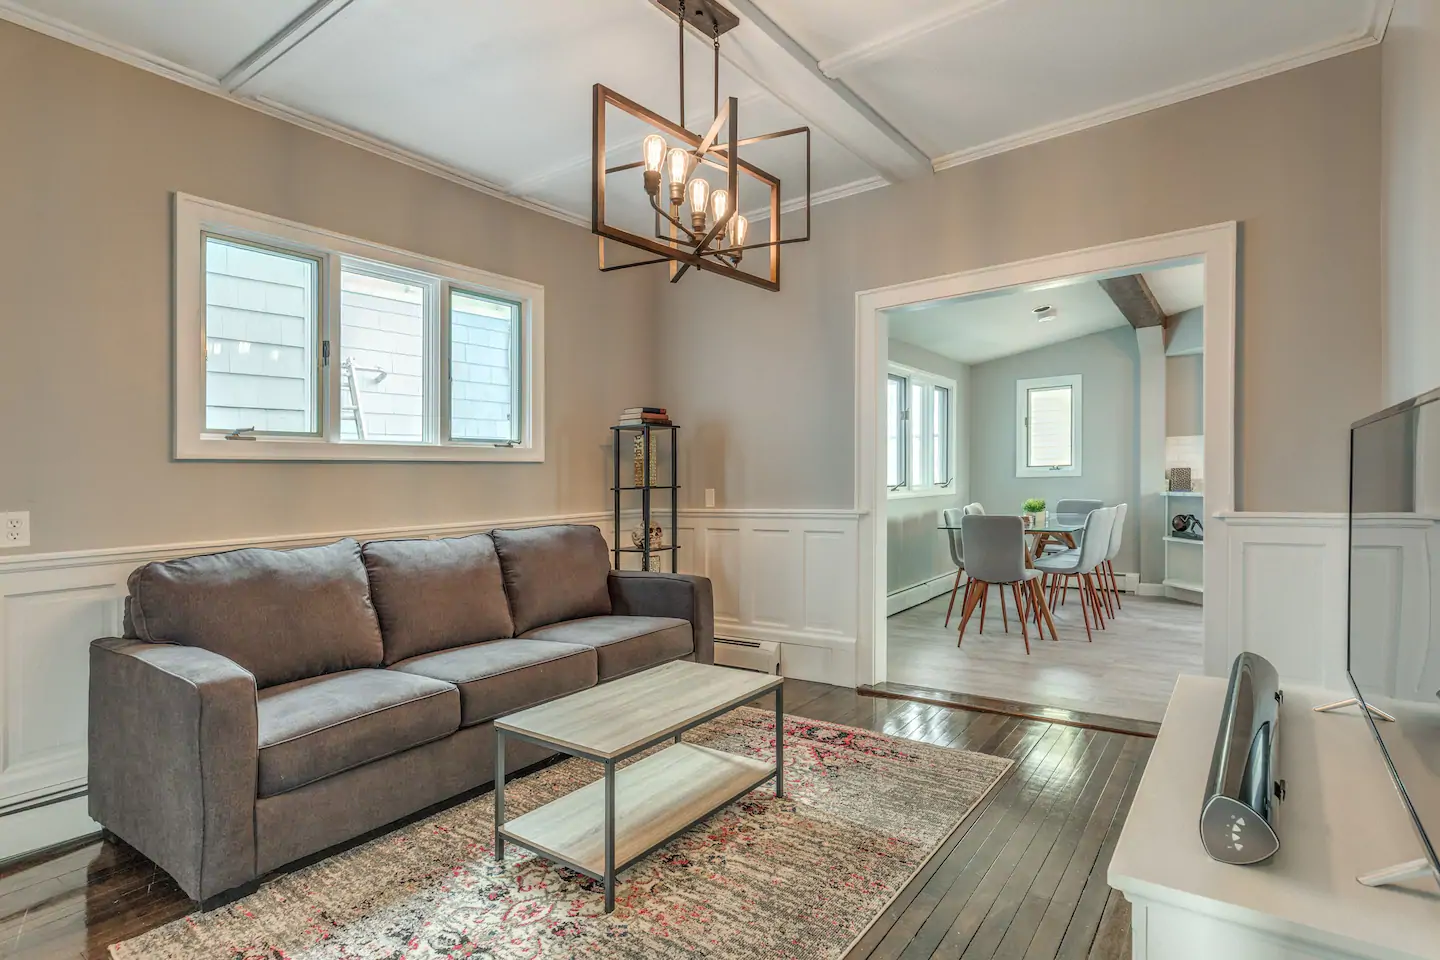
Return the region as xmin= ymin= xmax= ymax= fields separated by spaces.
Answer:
xmin=89 ymin=638 xmax=259 ymax=901
xmin=608 ymin=572 xmax=715 ymax=665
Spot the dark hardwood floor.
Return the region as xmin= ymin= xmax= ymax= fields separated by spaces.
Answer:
xmin=0 ymin=679 xmax=1147 ymax=960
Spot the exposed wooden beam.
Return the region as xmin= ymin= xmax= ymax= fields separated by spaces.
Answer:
xmin=1099 ymin=275 xmax=1167 ymax=329
xmin=715 ymin=0 xmax=932 ymax=183
xmin=221 ymin=0 xmax=358 ymax=93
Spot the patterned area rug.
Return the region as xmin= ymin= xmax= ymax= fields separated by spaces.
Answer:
xmin=111 ymin=707 xmax=1012 ymax=960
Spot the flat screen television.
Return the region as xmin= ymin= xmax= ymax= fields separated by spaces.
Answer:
xmin=1346 ymin=387 xmax=1440 ymax=888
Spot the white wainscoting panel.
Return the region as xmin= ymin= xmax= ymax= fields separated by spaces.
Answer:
xmin=676 ymin=509 xmax=861 ymax=687
xmin=1218 ymin=513 xmax=1349 ymax=691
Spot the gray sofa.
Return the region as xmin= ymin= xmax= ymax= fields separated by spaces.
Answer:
xmin=87 ymin=524 xmax=714 ymax=903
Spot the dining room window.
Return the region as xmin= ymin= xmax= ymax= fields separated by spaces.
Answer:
xmin=888 ymin=363 xmax=955 ymax=496
xmin=1016 ymin=374 xmax=1083 ymax=478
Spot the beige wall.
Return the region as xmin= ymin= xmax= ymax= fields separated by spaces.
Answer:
xmin=885 ymin=340 xmax=968 ymax=594
xmin=1382 ymin=0 xmax=1440 ymax=404
xmin=657 ymin=49 xmax=1382 ymax=513
xmin=0 ymin=22 xmax=657 ymax=554
xmin=1167 ymin=355 xmax=1204 ymax=437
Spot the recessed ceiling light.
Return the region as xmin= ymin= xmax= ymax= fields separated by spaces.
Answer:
xmin=1033 ymin=305 xmax=1058 ymax=322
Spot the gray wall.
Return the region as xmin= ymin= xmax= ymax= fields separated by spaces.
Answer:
xmin=1167 ymin=355 xmax=1205 ymax=436
xmin=657 ymin=49 xmax=1381 ymax=514
xmin=1383 ymin=0 xmax=1440 ymax=403
xmin=968 ymin=328 xmax=1140 ymax=572
xmin=885 ymin=340 xmax=969 ymax=594
xmin=0 ymin=22 xmax=657 ymax=554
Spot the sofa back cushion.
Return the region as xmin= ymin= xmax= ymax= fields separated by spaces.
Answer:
xmin=362 ymin=534 xmax=515 ymax=664
xmin=490 ymin=524 xmax=612 ymax=635
xmin=126 ymin=538 xmax=384 ymax=688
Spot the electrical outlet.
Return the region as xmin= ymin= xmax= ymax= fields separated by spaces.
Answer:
xmin=2 ymin=512 xmax=30 ymax=548
xmin=705 ymin=488 xmax=716 ymax=508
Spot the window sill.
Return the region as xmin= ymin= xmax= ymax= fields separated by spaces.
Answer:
xmin=175 ymin=435 xmax=542 ymax=463
xmin=1015 ymin=469 xmax=1083 ymax=479
xmin=887 ymin=488 xmax=960 ymax=501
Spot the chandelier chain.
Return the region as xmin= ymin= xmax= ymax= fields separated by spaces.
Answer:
xmin=677 ymin=0 xmax=686 ymax=129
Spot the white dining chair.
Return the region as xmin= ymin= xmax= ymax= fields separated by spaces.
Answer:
xmin=1033 ymin=507 xmax=1115 ymax=642
xmin=955 ymin=515 xmax=1056 ymax=653
xmin=1102 ymin=503 xmax=1128 ymax=610
xmin=941 ymin=507 xmax=966 ymax=627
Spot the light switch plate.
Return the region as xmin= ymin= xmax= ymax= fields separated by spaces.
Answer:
xmin=705 ymin=488 xmax=716 ymax=508
xmin=2 ymin=512 xmax=30 ymax=548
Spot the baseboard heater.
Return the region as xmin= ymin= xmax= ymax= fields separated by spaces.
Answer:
xmin=714 ymin=636 xmax=781 ymax=675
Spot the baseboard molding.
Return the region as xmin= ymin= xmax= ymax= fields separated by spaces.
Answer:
xmin=887 ymin=570 xmax=959 ymax=616
xmin=0 ymin=796 xmax=98 ymax=862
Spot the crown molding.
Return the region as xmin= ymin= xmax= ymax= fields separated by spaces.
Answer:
xmin=931 ymin=10 xmax=1392 ymax=174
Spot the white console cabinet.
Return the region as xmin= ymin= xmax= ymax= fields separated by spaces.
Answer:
xmin=1109 ymin=677 xmax=1439 ymax=960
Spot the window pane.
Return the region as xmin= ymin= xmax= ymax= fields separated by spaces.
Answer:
xmin=204 ymin=237 xmax=318 ymax=434
xmin=450 ymin=290 xmax=520 ymax=442
xmin=887 ymin=375 xmax=904 ymax=486
xmin=1028 ymin=385 xmax=1073 ymax=467
xmin=910 ymin=382 xmax=925 ymax=487
xmin=933 ymin=386 xmax=949 ymax=484
xmin=339 ymin=266 xmax=429 ymax=443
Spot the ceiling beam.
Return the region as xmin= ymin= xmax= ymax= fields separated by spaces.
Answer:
xmin=714 ymin=0 xmax=932 ymax=183
xmin=817 ymin=0 xmax=1013 ymax=78
xmin=220 ymin=0 xmax=358 ymax=93
xmin=1099 ymin=275 xmax=1167 ymax=329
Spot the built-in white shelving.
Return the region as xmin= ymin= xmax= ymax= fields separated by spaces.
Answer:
xmin=1163 ymin=490 xmax=1204 ymax=602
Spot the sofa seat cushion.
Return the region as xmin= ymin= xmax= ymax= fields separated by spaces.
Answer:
xmin=362 ymin=534 xmax=514 ymax=665
xmin=256 ymin=669 xmax=459 ymax=798
xmin=521 ymin=616 xmax=693 ymax=680
xmin=490 ymin=525 xmax=612 ymax=635
xmin=127 ymin=537 xmax=384 ymax=689
xmin=390 ymin=638 xmax=596 ymax=727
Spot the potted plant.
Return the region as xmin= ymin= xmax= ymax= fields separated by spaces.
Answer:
xmin=1023 ymin=498 xmax=1046 ymax=528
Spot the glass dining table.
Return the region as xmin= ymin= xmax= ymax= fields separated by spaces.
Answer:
xmin=937 ymin=517 xmax=1085 ymax=566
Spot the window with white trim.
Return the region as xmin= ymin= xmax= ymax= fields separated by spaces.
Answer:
xmin=176 ymin=195 xmax=542 ymax=462
xmin=1016 ymin=375 xmax=1081 ymax=478
xmin=887 ymin=363 xmax=954 ymax=496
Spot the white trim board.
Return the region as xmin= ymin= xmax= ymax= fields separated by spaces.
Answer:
xmin=887 ymin=570 xmax=960 ymax=617
xmin=854 ymin=222 xmax=1239 ymax=687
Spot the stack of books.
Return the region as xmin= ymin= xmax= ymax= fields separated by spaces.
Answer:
xmin=619 ymin=406 xmax=671 ymax=426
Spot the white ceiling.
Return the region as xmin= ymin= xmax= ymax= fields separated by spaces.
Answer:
xmin=1141 ymin=263 xmax=1205 ymax=316
xmin=1 ymin=0 xmax=1390 ymax=225
xmin=888 ymin=260 xmax=1205 ymax=364
xmin=888 ymin=277 xmax=1129 ymax=365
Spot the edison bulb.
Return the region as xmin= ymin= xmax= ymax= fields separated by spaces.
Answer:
xmin=641 ymin=135 xmax=666 ymax=173
xmin=687 ymin=177 xmax=710 ymax=231
xmin=709 ymin=188 xmax=730 ymax=225
xmin=728 ymin=213 xmax=749 ymax=248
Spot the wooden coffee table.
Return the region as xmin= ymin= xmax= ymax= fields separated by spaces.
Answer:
xmin=493 ymin=660 xmax=784 ymax=912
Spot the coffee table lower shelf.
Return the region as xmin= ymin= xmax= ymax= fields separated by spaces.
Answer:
xmin=497 ymin=742 xmax=775 ymax=889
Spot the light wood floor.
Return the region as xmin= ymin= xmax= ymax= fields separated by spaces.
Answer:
xmin=0 ymin=680 xmax=1147 ymax=960
xmin=887 ymin=587 xmax=1203 ymax=723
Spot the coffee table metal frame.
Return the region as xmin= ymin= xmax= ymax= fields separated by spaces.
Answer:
xmin=494 ymin=676 xmax=784 ymax=913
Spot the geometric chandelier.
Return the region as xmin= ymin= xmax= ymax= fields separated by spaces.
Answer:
xmin=592 ymin=0 xmax=810 ymax=291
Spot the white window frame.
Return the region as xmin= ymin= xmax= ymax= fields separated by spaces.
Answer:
xmin=887 ymin=362 xmax=956 ymax=499
xmin=1016 ymin=374 xmax=1082 ymax=478
xmin=174 ymin=194 xmax=544 ymax=462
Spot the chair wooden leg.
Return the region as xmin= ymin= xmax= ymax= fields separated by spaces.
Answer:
xmin=999 ymin=584 xmax=1010 ymax=633
xmin=979 ymin=583 xmax=988 ymax=633
xmin=957 ymin=579 xmax=983 ymax=645
xmin=943 ymin=567 xmax=965 ymax=627
xmin=1086 ymin=573 xmax=1108 ymax=627
xmin=1078 ymin=573 xmax=1093 ymax=641
xmin=1031 ymin=579 xmax=1059 ymax=641
xmin=1097 ymin=568 xmax=1115 ymax=618
xmin=1031 ymin=580 xmax=1043 ymax=634
xmin=1010 ymin=583 xmax=1030 ymax=654
xmin=1107 ymin=560 xmax=1122 ymax=609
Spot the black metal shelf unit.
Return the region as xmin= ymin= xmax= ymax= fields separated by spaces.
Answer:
xmin=610 ymin=423 xmax=679 ymax=572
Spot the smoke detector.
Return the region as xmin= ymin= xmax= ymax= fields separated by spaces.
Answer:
xmin=1033 ymin=305 xmax=1058 ymax=322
